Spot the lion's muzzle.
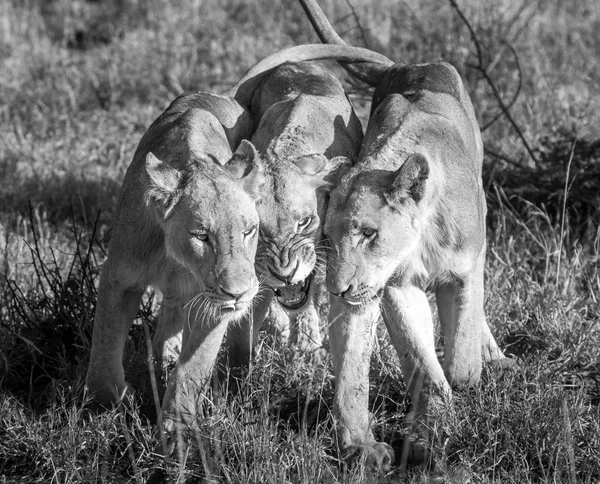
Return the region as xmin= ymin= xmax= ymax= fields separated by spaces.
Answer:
xmin=215 ymin=270 xmax=259 ymax=313
xmin=328 ymin=280 xmax=381 ymax=308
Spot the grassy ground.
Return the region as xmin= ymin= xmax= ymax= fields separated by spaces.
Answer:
xmin=1 ymin=0 xmax=599 ymax=482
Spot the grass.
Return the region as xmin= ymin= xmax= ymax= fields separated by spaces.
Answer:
xmin=1 ymin=0 xmax=599 ymax=482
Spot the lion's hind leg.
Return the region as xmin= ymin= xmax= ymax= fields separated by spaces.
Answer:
xmin=436 ymin=253 xmax=514 ymax=382
xmin=482 ymin=316 xmax=516 ymax=370
xmin=435 ymin=259 xmax=484 ymax=389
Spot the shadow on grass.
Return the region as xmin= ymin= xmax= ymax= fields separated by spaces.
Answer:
xmin=0 ymin=172 xmax=122 ymax=237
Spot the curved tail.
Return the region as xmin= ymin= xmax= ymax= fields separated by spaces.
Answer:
xmin=228 ymin=43 xmax=393 ymax=108
xmin=298 ymin=0 xmax=393 ymax=86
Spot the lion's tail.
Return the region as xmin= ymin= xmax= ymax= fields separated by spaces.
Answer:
xmin=228 ymin=43 xmax=393 ymax=108
xmin=298 ymin=0 xmax=396 ymax=86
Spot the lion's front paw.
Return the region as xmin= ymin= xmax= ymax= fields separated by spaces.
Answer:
xmin=344 ymin=442 xmax=395 ymax=473
xmin=86 ymin=376 xmax=133 ymax=409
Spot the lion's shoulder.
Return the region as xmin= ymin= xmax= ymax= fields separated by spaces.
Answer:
xmin=373 ymin=62 xmax=463 ymax=109
xmin=151 ymin=91 xmax=253 ymax=153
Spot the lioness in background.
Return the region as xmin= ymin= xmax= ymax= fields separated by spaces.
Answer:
xmin=221 ymin=46 xmax=393 ymax=371
xmin=224 ymin=61 xmax=370 ymax=365
xmin=300 ymin=0 xmax=513 ymax=471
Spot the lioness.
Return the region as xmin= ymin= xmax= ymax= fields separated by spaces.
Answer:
xmin=223 ymin=46 xmax=394 ymax=369
xmin=85 ymin=91 xmax=263 ymax=420
xmin=299 ymin=0 xmax=512 ymax=471
xmin=225 ymin=61 xmax=369 ymax=363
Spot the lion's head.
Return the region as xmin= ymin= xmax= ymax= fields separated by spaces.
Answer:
xmin=324 ymin=152 xmax=431 ymax=310
xmin=233 ymin=148 xmax=347 ymax=311
xmin=144 ymin=140 xmax=264 ymax=320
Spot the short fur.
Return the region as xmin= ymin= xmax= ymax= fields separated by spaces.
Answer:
xmin=86 ymin=91 xmax=264 ymax=434
xmin=325 ymin=63 xmax=512 ymax=470
xmin=225 ymin=62 xmax=364 ymax=362
xmin=300 ymin=0 xmax=512 ymax=471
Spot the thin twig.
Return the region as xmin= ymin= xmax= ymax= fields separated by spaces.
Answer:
xmin=343 ymin=0 xmax=369 ymax=48
xmin=484 ymin=146 xmax=523 ymax=168
xmin=448 ymin=0 xmax=539 ymax=166
xmin=28 ymin=202 xmax=54 ymax=293
xmin=118 ymin=407 xmax=142 ymax=484
xmin=481 ymin=38 xmax=523 ymax=132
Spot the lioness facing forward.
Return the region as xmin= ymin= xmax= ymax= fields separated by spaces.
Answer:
xmin=300 ymin=0 xmax=512 ymax=471
xmin=85 ymin=91 xmax=263 ymax=427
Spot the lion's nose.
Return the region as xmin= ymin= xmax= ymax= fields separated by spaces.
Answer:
xmin=272 ymin=268 xmax=297 ymax=285
xmin=329 ymin=283 xmax=353 ymax=299
xmin=219 ymin=284 xmax=247 ymax=301
xmin=270 ymin=262 xmax=299 ymax=285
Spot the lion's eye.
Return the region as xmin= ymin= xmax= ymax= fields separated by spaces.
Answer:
xmin=243 ymin=226 xmax=257 ymax=238
xmin=297 ymin=217 xmax=313 ymax=231
xmin=362 ymin=227 xmax=377 ymax=238
xmin=191 ymin=231 xmax=209 ymax=242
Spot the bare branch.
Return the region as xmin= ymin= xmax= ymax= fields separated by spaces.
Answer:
xmin=484 ymin=146 xmax=524 ymax=168
xmin=481 ymin=37 xmax=523 ymax=132
xmin=343 ymin=0 xmax=370 ymax=48
xmin=448 ymin=0 xmax=539 ymax=166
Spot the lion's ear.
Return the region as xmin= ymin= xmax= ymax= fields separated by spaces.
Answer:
xmin=325 ymin=156 xmax=353 ymax=187
xmin=225 ymin=140 xmax=265 ymax=201
xmin=235 ymin=139 xmax=260 ymax=159
xmin=294 ymin=153 xmax=328 ymax=176
xmin=387 ymin=153 xmax=430 ymax=205
xmin=295 ymin=154 xmax=352 ymax=192
xmin=146 ymin=152 xmax=182 ymax=199
xmin=225 ymin=140 xmax=259 ymax=177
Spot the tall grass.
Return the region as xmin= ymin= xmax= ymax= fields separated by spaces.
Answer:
xmin=1 ymin=0 xmax=599 ymax=482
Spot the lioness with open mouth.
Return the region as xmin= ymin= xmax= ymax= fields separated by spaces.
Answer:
xmin=221 ymin=46 xmax=395 ymax=368
xmin=226 ymin=61 xmax=365 ymax=361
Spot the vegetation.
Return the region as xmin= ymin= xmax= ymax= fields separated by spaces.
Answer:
xmin=1 ymin=0 xmax=598 ymax=482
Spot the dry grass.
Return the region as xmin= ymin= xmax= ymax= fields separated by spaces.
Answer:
xmin=1 ymin=0 xmax=599 ymax=482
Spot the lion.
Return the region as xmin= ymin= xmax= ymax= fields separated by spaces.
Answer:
xmin=221 ymin=46 xmax=394 ymax=371
xmin=85 ymin=91 xmax=263 ymax=422
xmin=85 ymin=44 xmax=400 ymax=435
xmin=299 ymin=0 xmax=514 ymax=471
xmin=223 ymin=61 xmax=367 ymax=365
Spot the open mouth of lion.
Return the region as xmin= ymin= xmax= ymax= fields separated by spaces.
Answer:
xmin=272 ymin=274 xmax=312 ymax=311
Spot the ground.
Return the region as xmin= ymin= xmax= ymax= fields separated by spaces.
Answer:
xmin=0 ymin=0 xmax=599 ymax=482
